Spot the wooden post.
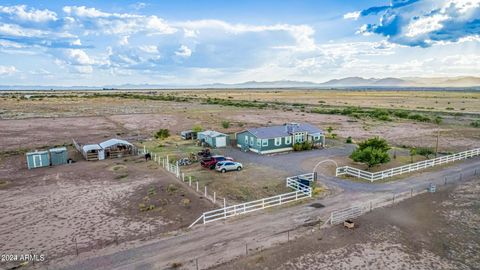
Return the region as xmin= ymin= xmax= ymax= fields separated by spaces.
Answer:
xmin=182 ymin=173 xmax=185 ymax=182
xmin=189 ymin=176 xmax=192 ymax=186
xmin=224 ymin=198 xmax=226 ymax=208
xmin=204 ymin=186 xmax=207 ymax=197
xmin=74 ymin=237 xmax=78 ymax=256
xmin=213 ymin=192 xmax=216 ymax=203
xmin=196 ymin=181 xmax=199 ymax=192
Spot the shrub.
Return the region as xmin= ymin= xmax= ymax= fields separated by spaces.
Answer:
xmin=302 ymin=141 xmax=313 ymax=150
xmin=470 ymin=120 xmax=480 ymax=128
xmin=350 ymin=137 xmax=391 ymax=168
xmin=221 ymin=121 xmax=230 ymax=128
xmin=293 ymin=143 xmax=303 ymax=151
xmin=192 ymin=125 xmax=203 ymax=132
xmin=154 ymin=129 xmax=170 ymax=139
xmin=346 ymin=136 xmax=353 ymax=143
xmin=417 ymin=147 xmax=435 ymax=159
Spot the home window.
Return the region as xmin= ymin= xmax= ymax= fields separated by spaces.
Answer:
xmin=274 ymin=137 xmax=281 ymax=146
xmin=295 ymin=133 xmax=304 ymax=143
xmin=285 ymin=136 xmax=292 ymax=144
xmin=245 ymin=135 xmax=249 ymax=144
xmin=257 ymin=138 xmax=261 ymax=147
xmin=250 ymin=137 xmax=254 ymax=146
xmin=262 ymin=139 xmax=268 ymax=146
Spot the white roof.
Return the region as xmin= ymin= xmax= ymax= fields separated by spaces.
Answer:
xmin=198 ymin=130 xmax=226 ymax=137
xmin=99 ymin=138 xmax=132 ymax=148
xmin=82 ymin=144 xmax=102 ymax=152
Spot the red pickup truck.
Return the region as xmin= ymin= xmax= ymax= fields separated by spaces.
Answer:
xmin=201 ymin=155 xmax=234 ymax=169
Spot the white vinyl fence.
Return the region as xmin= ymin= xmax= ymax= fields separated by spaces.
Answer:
xmin=336 ymin=148 xmax=480 ymax=182
xmin=189 ymin=173 xmax=314 ymax=228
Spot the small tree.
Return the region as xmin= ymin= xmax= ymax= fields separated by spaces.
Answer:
xmin=192 ymin=125 xmax=203 ymax=133
xmin=409 ymin=147 xmax=417 ymax=163
xmin=346 ymin=136 xmax=353 ymax=144
xmin=221 ymin=121 xmax=230 ymax=129
xmin=350 ymin=137 xmax=390 ymax=168
xmin=417 ymin=147 xmax=434 ymax=159
xmin=154 ymin=129 xmax=170 ymax=139
xmin=326 ymin=126 xmax=333 ymax=135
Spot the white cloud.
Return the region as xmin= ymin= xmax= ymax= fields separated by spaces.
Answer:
xmin=176 ymin=20 xmax=316 ymax=51
xmin=63 ymin=6 xmax=177 ymax=36
xmin=343 ymin=11 xmax=360 ymax=20
xmin=175 ymin=45 xmax=192 ymax=57
xmin=65 ymin=49 xmax=95 ymax=65
xmin=139 ymin=45 xmax=158 ymax=53
xmin=0 ymin=5 xmax=57 ymax=22
xmin=74 ymin=65 xmax=93 ymax=74
xmin=405 ymin=14 xmax=449 ymax=38
xmin=0 ymin=65 xmax=17 ymax=75
xmin=119 ymin=36 xmax=129 ymax=45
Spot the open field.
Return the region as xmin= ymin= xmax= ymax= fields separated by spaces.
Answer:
xmin=212 ymin=177 xmax=480 ymax=270
xmin=0 ymin=89 xmax=478 ymax=269
xmin=0 ymin=154 xmax=213 ymax=268
xmin=176 ymin=89 xmax=480 ymax=114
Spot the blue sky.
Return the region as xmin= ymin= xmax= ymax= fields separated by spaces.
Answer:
xmin=0 ymin=0 xmax=479 ymax=86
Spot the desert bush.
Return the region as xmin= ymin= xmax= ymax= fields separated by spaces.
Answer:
xmin=154 ymin=128 xmax=170 ymax=139
xmin=417 ymin=147 xmax=435 ymax=159
xmin=346 ymin=136 xmax=353 ymax=143
xmin=470 ymin=120 xmax=480 ymax=128
xmin=221 ymin=121 xmax=230 ymax=128
xmin=192 ymin=125 xmax=203 ymax=132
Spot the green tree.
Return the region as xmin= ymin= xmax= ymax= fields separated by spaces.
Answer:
xmin=154 ymin=129 xmax=170 ymax=139
xmin=417 ymin=147 xmax=435 ymax=159
xmin=350 ymin=137 xmax=391 ymax=168
xmin=346 ymin=136 xmax=353 ymax=143
xmin=192 ymin=125 xmax=203 ymax=132
xmin=409 ymin=147 xmax=417 ymax=163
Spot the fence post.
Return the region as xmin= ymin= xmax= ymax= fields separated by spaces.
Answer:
xmin=204 ymin=186 xmax=207 ymax=197
xmin=189 ymin=176 xmax=192 ymax=186
xmin=213 ymin=192 xmax=216 ymax=203
xmin=196 ymin=181 xmax=199 ymax=192
xmin=262 ymin=198 xmax=265 ymax=209
xmin=182 ymin=173 xmax=185 ymax=182
xmin=224 ymin=198 xmax=226 ymax=208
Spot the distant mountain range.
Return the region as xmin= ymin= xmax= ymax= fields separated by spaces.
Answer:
xmin=1 ymin=76 xmax=479 ymax=90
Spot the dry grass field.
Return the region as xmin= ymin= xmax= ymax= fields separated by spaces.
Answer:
xmin=0 ymin=89 xmax=478 ymax=268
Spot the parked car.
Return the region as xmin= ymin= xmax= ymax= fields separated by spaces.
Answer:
xmin=215 ymin=161 xmax=243 ymax=173
xmin=201 ymin=155 xmax=233 ymax=169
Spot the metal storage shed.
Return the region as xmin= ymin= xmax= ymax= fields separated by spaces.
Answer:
xmin=197 ymin=130 xmax=229 ymax=148
xmin=49 ymin=147 xmax=68 ymax=166
xmin=82 ymin=144 xmax=104 ymax=161
xmin=26 ymin=150 xmax=50 ymax=169
xmin=99 ymin=139 xmax=134 ymax=159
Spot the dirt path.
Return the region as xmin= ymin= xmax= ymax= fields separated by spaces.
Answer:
xmin=53 ymin=158 xmax=480 ymax=270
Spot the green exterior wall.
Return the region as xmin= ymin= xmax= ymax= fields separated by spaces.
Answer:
xmin=236 ymin=130 xmax=325 ymax=154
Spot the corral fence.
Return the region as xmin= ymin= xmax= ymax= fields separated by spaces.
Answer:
xmin=189 ymin=173 xmax=314 ymax=228
xmin=137 ymin=148 xmax=221 ymax=205
xmin=336 ymin=148 xmax=480 ymax=182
